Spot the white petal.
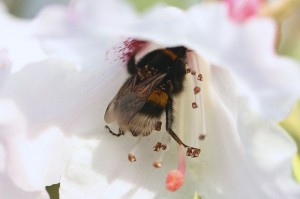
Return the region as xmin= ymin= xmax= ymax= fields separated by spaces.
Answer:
xmin=0 ymin=55 xmax=129 ymax=134
xmin=174 ymin=55 xmax=300 ymax=198
xmin=124 ymin=4 xmax=300 ymax=120
xmin=0 ymin=3 xmax=47 ymax=72
xmin=57 ymin=54 xmax=300 ymax=198
xmin=212 ymin=18 xmax=300 ymax=120
xmin=0 ymin=174 xmax=50 ymax=199
xmin=0 ymin=101 xmax=51 ymax=198
xmin=59 ymin=135 xmax=197 ymax=199
xmin=0 ymin=49 xmax=129 ymax=190
xmin=36 ymin=4 xmax=131 ymax=67
xmin=195 ymin=60 xmax=300 ymax=198
xmin=0 ymin=144 xmax=5 ymax=172
xmin=0 ymin=99 xmax=72 ymax=191
xmin=5 ymin=127 xmax=72 ymax=191
xmin=60 ymin=1 xmax=300 ymax=120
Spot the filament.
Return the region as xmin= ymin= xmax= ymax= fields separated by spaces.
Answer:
xmin=128 ymin=136 xmax=143 ymax=162
xmin=186 ymin=51 xmax=207 ymax=141
xmin=153 ymin=132 xmax=171 ymax=168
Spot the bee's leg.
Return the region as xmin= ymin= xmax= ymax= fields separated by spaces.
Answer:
xmin=165 ymin=98 xmax=188 ymax=148
xmin=154 ymin=121 xmax=162 ymax=131
xmin=105 ymin=125 xmax=124 ymax=137
xmin=127 ymin=55 xmax=136 ymax=75
xmin=165 ymin=98 xmax=200 ymax=158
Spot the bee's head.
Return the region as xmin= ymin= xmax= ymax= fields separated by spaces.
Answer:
xmin=167 ymin=46 xmax=187 ymax=58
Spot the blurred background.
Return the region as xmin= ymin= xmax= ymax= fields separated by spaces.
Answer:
xmin=2 ymin=0 xmax=69 ymax=18
xmin=1 ymin=0 xmax=300 ymax=198
xmin=1 ymin=0 xmax=300 ymax=61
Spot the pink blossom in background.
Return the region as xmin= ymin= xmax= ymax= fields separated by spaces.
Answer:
xmin=225 ymin=0 xmax=262 ymax=22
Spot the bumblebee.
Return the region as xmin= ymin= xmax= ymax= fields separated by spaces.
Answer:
xmin=104 ymin=46 xmax=200 ymax=157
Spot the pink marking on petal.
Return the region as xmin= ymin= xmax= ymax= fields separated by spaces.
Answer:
xmin=225 ymin=0 xmax=262 ymax=22
xmin=105 ymin=38 xmax=148 ymax=64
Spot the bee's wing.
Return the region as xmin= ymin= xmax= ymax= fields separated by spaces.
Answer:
xmin=104 ymin=73 xmax=166 ymax=126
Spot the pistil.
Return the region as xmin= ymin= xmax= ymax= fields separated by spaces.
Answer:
xmin=165 ymin=146 xmax=186 ymax=191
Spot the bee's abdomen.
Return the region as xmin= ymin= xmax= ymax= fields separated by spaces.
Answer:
xmin=128 ymin=113 xmax=159 ymax=136
xmin=147 ymin=90 xmax=168 ymax=107
xmin=137 ymin=90 xmax=167 ymax=118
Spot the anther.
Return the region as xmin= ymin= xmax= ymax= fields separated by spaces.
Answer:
xmin=153 ymin=142 xmax=167 ymax=151
xmin=186 ymin=148 xmax=192 ymax=156
xmin=155 ymin=121 xmax=162 ymax=131
xmin=191 ymin=70 xmax=196 ymax=75
xmin=153 ymin=161 xmax=162 ymax=168
xmin=128 ymin=137 xmax=142 ymax=162
xmin=186 ymin=147 xmax=200 ymax=158
xmin=186 ymin=68 xmax=191 ymax=73
xmin=192 ymin=102 xmax=198 ymax=109
xmin=194 ymin=87 xmax=201 ymax=94
xmin=199 ymin=134 xmax=206 ymax=140
xmin=153 ymin=134 xmax=171 ymax=169
xmin=197 ymin=74 xmax=203 ymax=81
xmin=193 ymin=148 xmax=201 ymax=158
xmin=128 ymin=153 xmax=137 ymax=162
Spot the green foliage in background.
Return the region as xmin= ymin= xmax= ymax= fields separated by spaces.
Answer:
xmin=277 ymin=3 xmax=300 ymax=62
xmin=46 ymin=183 xmax=60 ymax=199
xmin=293 ymin=155 xmax=300 ymax=182
xmin=194 ymin=192 xmax=202 ymax=199
xmin=128 ymin=0 xmax=202 ymax=11
xmin=281 ymin=101 xmax=300 ymax=183
xmin=281 ymin=102 xmax=300 ymax=154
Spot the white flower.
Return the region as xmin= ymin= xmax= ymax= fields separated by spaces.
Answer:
xmin=1 ymin=0 xmax=300 ymax=198
xmin=0 ymin=3 xmax=70 ymax=198
xmin=0 ymin=3 xmax=47 ymax=73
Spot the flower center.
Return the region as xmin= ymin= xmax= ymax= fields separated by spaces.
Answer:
xmin=125 ymin=50 xmax=207 ymax=191
xmin=105 ymin=40 xmax=207 ymax=191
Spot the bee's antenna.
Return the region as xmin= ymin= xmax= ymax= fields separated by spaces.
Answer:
xmin=186 ymin=51 xmax=207 ymax=141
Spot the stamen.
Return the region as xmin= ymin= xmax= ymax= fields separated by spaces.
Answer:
xmin=128 ymin=153 xmax=136 ymax=162
xmin=186 ymin=147 xmax=201 ymax=158
xmin=194 ymin=86 xmax=201 ymax=94
xmin=197 ymin=91 xmax=207 ymax=139
xmin=198 ymin=74 xmax=203 ymax=81
xmin=199 ymin=134 xmax=206 ymax=140
xmin=192 ymin=102 xmax=198 ymax=109
xmin=128 ymin=137 xmax=142 ymax=162
xmin=187 ymin=56 xmax=199 ymax=110
xmin=153 ymin=161 xmax=162 ymax=168
xmin=153 ymin=148 xmax=167 ymax=168
xmin=153 ymin=142 xmax=167 ymax=151
xmin=186 ymin=51 xmax=207 ymax=141
xmin=198 ymin=93 xmax=207 ymax=140
xmin=152 ymin=134 xmax=171 ymax=169
xmin=165 ymin=146 xmax=186 ymax=192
